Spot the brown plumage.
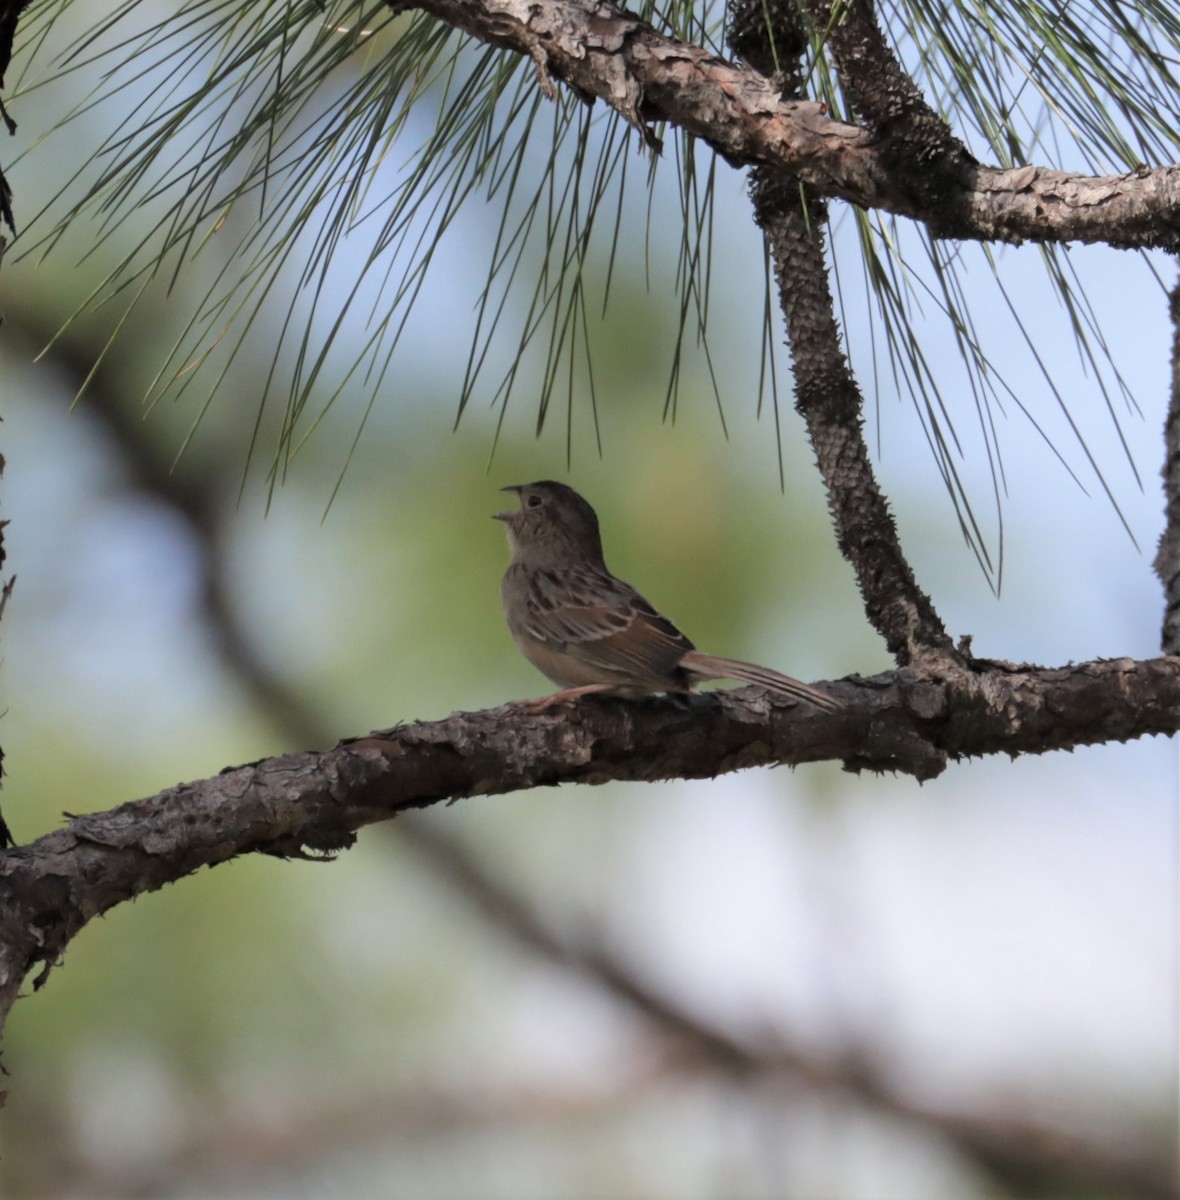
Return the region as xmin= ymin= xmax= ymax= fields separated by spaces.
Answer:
xmin=494 ymin=481 xmax=838 ymax=711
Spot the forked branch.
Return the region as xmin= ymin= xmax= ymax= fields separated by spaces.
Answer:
xmin=388 ymin=0 xmax=1180 ymax=250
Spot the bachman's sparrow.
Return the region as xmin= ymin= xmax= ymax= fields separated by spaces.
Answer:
xmin=495 ymin=481 xmax=838 ymax=711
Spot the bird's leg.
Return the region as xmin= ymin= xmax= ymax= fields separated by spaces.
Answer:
xmin=515 ymin=684 xmax=614 ymax=713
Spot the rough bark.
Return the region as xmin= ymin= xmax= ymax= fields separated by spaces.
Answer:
xmin=388 ymin=0 xmax=1180 ymax=250
xmin=1158 ymin=281 xmax=1180 ymax=654
xmin=751 ymin=172 xmax=957 ymax=665
xmin=0 ymin=653 xmax=1176 ymax=1032
xmin=727 ymin=0 xmax=955 ymax=665
xmin=800 ymin=0 xmax=972 ymax=214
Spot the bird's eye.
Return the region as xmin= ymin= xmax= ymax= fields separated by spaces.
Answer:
xmin=525 ymin=494 xmax=543 ymax=509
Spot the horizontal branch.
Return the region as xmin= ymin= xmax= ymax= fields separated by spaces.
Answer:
xmin=394 ymin=0 xmax=1180 ymax=251
xmin=0 ymin=654 xmax=1176 ymax=1013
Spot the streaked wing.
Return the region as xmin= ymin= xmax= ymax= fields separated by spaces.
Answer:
xmin=518 ymin=563 xmax=694 ymax=683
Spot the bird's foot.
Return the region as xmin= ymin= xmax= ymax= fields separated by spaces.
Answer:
xmin=514 ymin=684 xmax=613 ymax=713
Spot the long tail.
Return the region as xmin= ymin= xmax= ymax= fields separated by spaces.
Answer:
xmin=682 ymin=652 xmax=839 ymax=711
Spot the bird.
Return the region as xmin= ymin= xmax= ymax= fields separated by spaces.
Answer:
xmin=494 ymin=481 xmax=838 ymax=711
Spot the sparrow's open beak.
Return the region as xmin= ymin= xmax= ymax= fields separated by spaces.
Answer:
xmin=492 ymin=484 xmax=523 ymax=522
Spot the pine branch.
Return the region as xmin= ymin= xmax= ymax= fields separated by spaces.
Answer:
xmin=800 ymin=0 xmax=972 ymax=213
xmin=1158 ymin=278 xmax=1180 ymax=655
xmin=725 ymin=0 xmax=954 ymax=664
xmin=751 ymin=171 xmax=956 ymax=665
xmin=389 ymin=0 xmax=1180 ymax=250
xmin=1 ymin=653 xmax=1176 ymax=1040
